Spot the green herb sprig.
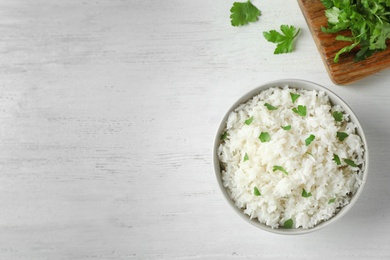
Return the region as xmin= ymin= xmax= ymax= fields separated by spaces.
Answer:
xmin=263 ymin=25 xmax=301 ymax=54
xmin=230 ymin=0 xmax=261 ymax=27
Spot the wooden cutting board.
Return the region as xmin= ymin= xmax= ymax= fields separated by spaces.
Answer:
xmin=297 ymin=0 xmax=390 ymax=85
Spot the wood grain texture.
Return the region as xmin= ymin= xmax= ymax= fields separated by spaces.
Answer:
xmin=298 ymin=0 xmax=390 ymax=85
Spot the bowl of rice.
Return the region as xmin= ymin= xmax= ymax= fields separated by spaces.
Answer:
xmin=213 ymin=79 xmax=368 ymax=234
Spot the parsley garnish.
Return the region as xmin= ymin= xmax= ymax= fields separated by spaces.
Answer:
xmin=230 ymin=0 xmax=261 ymax=27
xmin=302 ymin=188 xmax=312 ymax=198
xmin=337 ymin=132 xmax=348 ymax=141
xmin=290 ymin=93 xmax=300 ymax=103
xmin=245 ymin=116 xmax=254 ymax=125
xmin=305 ymin=134 xmax=315 ymax=146
xmin=333 ymin=154 xmax=341 ymax=165
xmin=243 ymin=153 xmax=249 ymax=162
xmin=264 ymin=103 xmax=278 ymax=110
xmin=273 ymin=165 xmax=288 ymax=175
xmin=259 ymin=132 xmax=271 ymax=142
xmin=332 ymin=111 xmax=343 ymax=122
xmin=344 ymin=159 xmax=358 ymax=167
xmin=253 ymin=186 xmax=261 ymax=196
xmin=220 ymin=131 xmax=228 ymax=140
xmin=263 ymin=25 xmax=301 ymax=54
xmin=292 ymin=105 xmax=306 ymax=116
xmin=328 ymin=198 xmax=336 ymax=204
xmin=281 ymin=125 xmax=291 ymax=130
xmin=283 ymin=219 xmax=293 ymax=229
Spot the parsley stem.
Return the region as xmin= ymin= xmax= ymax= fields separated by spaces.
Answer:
xmin=293 ymin=28 xmax=301 ymax=38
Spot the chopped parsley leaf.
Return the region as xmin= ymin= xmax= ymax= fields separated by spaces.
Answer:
xmin=220 ymin=131 xmax=228 ymax=140
xmin=253 ymin=186 xmax=261 ymax=196
xmin=344 ymin=159 xmax=358 ymax=167
xmin=259 ymin=132 xmax=271 ymax=142
xmin=245 ymin=116 xmax=254 ymax=125
xmin=302 ymin=188 xmax=312 ymax=198
xmin=273 ymin=165 xmax=288 ymax=175
xmin=243 ymin=152 xmax=249 ymax=162
xmin=332 ymin=111 xmax=343 ymax=122
xmin=281 ymin=125 xmax=291 ymax=130
xmin=264 ymin=103 xmax=278 ymax=110
xmin=337 ymin=132 xmax=348 ymax=141
xmin=292 ymin=105 xmax=306 ymax=116
xmin=290 ymin=93 xmax=300 ymax=103
xmin=283 ymin=219 xmax=293 ymax=228
xmin=333 ymin=154 xmax=341 ymax=165
xmin=305 ymin=134 xmax=315 ymax=146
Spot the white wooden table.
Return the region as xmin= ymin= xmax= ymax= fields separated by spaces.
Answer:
xmin=0 ymin=0 xmax=389 ymax=259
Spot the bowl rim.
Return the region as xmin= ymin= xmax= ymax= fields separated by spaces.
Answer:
xmin=213 ymin=78 xmax=369 ymax=235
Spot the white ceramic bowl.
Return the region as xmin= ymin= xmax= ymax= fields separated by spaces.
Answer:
xmin=213 ymin=79 xmax=369 ymax=234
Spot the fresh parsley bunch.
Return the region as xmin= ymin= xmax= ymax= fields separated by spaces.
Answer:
xmin=321 ymin=0 xmax=390 ymax=62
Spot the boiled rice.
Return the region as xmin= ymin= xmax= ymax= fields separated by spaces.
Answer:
xmin=218 ymin=86 xmax=364 ymax=229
